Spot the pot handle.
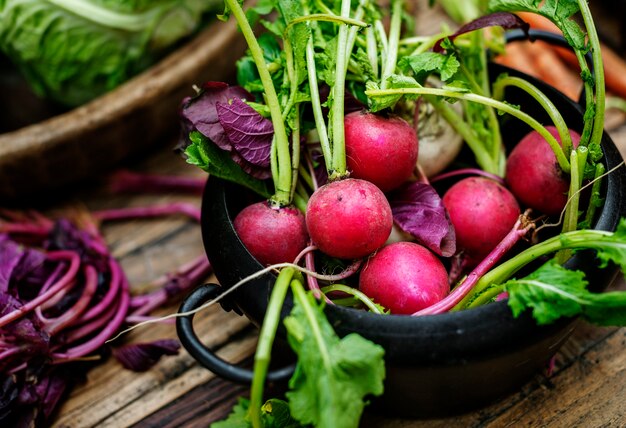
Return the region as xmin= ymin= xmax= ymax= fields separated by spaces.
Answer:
xmin=176 ymin=283 xmax=296 ymax=384
xmin=505 ymin=28 xmax=593 ymax=107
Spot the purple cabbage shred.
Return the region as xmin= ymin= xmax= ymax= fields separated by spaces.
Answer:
xmin=0 ymin=192 xmax=211 ymax=427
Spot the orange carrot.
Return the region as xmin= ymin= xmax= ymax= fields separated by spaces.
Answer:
xmin=494 ymin=41 xmax=540 ymax=78
xmin=527 ymin=41 xmax=583 ymax=100
xmin=495 ymin=40 xmax=582 ymax=100
xmin=517 ymin=11 xmax=626 ymax=100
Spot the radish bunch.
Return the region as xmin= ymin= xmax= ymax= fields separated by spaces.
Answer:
xmin=189 ymin=1 xmax=624 ymax=426
xmin=184 ymin=0 xmax=612 ymax=319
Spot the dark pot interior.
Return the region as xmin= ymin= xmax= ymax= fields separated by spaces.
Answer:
xmin=185 ymin=62 xmax=626 ymax=418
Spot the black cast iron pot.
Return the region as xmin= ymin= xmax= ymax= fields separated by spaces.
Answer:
xmin=177 ymin=37 xmax=626 ymax=418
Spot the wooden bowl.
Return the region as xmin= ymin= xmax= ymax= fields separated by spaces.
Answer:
xmin=0 ymin=19 xmax=246 ymax=204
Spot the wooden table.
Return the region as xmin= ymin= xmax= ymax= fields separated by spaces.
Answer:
xmin=29 ymin=3 xmax=626 ymax=425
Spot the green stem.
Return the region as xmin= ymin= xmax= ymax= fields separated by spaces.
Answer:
xmin=305 ymin=38 xmax=332 ymax=172
xmin=225 ymin=0 xmax=291 ymax=205
xmin=380 ymin=0 xmax=403 ymax=89
xmin=562 ymin=148 xmax=587 ymax=235
xmin=465 ymin=285 xmax=505 ymax=309
xmin=365 ymin=86 xmax=571 ymax=173
xmin=584 ymin=163 xmax=606 ymax=226
xmin=329 ymin=0 xmax=352 ymax=178
xmin=248 ymin=268 xmax=295 ymax=428
xmin=290 ymin=105 xmax=301 ymax=202
xmin=459 ymin=61 xmax=504 ymax=176
xmin=293 ymin=193 xmax=308 ymax=213
xmin=291 ymin=280 xmax=333 ymax=371
xmin=408 ymin=32 xmax=452 ymax=55
xmin=286 ymin=14 xmax=368 ymax=31
xmin=298 ymin=163 xmax=315 ymax=192
xmin=366 ymin=26 xmax=379 ymax=79
xmin=314 ymin=0 xmax=333 ymax=15
xmin=427 ymin=96 xmax=497 ymax=173
xmin=346 ymin=2 xmax=367 ymax=67
xmin=577 ymin=0 xmax=605 ymax=149
xmin=375 ymin=20 xmax=388 ymax=62
xmin=466 ymin=229 xmax=615 ymax=302
xmin=321 ymin=284 xmax=384 ymax=314
xmin=493 ymin=75 xmax=572 ymax=156
xmin=574 ymin=49 xmax=595 ymax=146
xmin=556 ymin=150 xmax=582 ymax=263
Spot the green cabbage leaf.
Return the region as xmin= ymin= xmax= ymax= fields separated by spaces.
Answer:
xmin=0 ymin=0 xmax=219 ymax=106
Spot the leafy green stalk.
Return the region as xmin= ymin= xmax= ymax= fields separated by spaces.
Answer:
xmin=577 ymin=0 xmax=605 ymax=150
xmin=286 ymin=14 xmax=369 ymax=30
xmin=366 ymin=86 xmax=570 ymax=171
xmin=366 ymin=26 xmax=379 ymax=78
xmin=583 ymin=163 xmax=606 ymax=227
xmin=328 ymin=0 xmax=353 ymax=179
xmin=285 ymin=284 xmax=385 ymax=427
xmin=466 ymin=260 xmax=626 ymax=327
xmin=248 ymin=267 xmax=297 ymax=428
xmin=427 ymin=96 xmax=496 ymax=171
xmin=488 ymin=0 xmax=605 ymax=151
xmin=492 ymin=75 xmax=572 ymax=160
xmin=224 ymin=0 xmax=292 ymax=205
xmin=505 ymin=262 xmax=626 ymax=326
xmin=462 ymin=221 xmax=626 ymax=306
xmin=320 ymin=284 xmax=385 ymax=314
xmin=457 ymin=58 xmax=505 ymax=175
xmin=380 ymin=0 xmax=403 ymax=89
xmin=561 ymin=147 xmax=587 ymax=234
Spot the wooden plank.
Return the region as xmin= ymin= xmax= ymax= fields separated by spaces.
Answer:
xmin=98 ymin=333 xmax=258 ymax=428
xmin=51 ymin=304 xmax=253 ymax=427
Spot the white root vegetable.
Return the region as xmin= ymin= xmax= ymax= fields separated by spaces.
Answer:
xmin=417 ymin=100 xmax=464 ymax=177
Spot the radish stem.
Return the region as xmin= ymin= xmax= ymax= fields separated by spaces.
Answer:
xmin=223 ymin=0 xmax=292 ymax=205
xmin=248 ymin=267 xmax=296 ymax=428
xmin=366 ymin=86 xmax=572 ymax=173
xmin=492 ymin=75 xmax=572 ymax=157
xmin=329 ymin=0 xmax=352 ymax=179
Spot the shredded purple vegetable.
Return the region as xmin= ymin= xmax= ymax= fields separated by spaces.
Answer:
xmin=0 ymin=183 xmax=211 ymax=426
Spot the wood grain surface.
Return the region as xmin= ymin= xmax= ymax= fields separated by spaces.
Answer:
xmin=44 ymin=135 xmax=625 ymax=428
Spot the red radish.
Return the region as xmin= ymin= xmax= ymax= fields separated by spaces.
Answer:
xmin=443 ymin=176 xmax=520 ymax=263
xmin=306 ymin=178 xmax=393 ymax=259
xmin=505 ymin=125 xmax=580 ymax=216
xmin=359 ymin=242 xmax=449 ymax=314
xmin=234 ymin=202 xmax=308 ymax=266
xmin=344 ymin=111 xmax=419 ymax=192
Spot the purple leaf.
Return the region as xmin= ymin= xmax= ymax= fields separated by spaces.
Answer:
xmin=230 ymin=151 xmax=273 ymax=180
xmin=112 ymin=339 xmax=180 ymax=372
xmin=389 ymin=182 xmax=456 ymax=257
xmin=12 ymin=249 xmax=49 ymax=302
xmin=0 ymin=294 xmax=50 ymax=373
xmin=0 ymin=235 xmax=24 ymax=293
xmin=433 ymin=12 xmax=529 ymax=53
xmin=217 ymin=98 xmax=273 ymax=168
xmin=180 ymin=82 xmax=254 ymax=151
